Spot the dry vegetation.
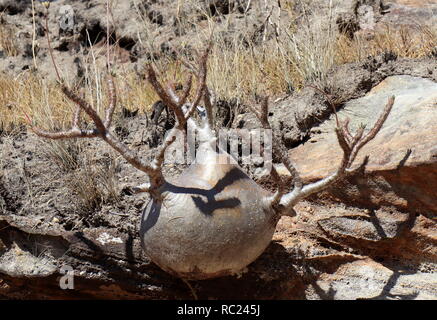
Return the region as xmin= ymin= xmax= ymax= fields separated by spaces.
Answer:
xmin=1 ymin=4 xmax=436 ymax=132
xmin=336 ymin=24 xmax=437 ymax=63
xmin=0 ymin=11 xmax=19 ymax=57
xmin=1 ymin=2 xmax=436 ymax=132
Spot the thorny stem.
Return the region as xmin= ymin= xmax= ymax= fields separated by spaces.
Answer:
xmin=278 ymin=95 xmax=395 ymax=211
xmin=249 ymin=96 xmax=303 ymax=209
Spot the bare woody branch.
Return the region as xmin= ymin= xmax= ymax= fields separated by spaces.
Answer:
xmin=178 ymin=75 xmax=193 ymax=108
xmin=146 ymin=44 xmax=212 ymax=130
xmin=29 ymin=76 xmax=162 ymax=185
xmin=178 ymin=43 xmax=214 ymax=127
xmin=249 ymin=95 xmax=395 ymax=214
xmin=61 ymin=86 xmax=107 ymax=134
xmin=346 ymin=95 xmax=395 ymax=167
xmin=184 ymin=52 xmax=209 ymax=122
xmin=146 ymin=67 xmax=186 ymax=127
xmin=278 ymin=96 xmax=395 ymax=212
xmin=30 ymin=46 xmax=213 ymax=195
xmin=31 ymin=0 xmax=211 ymax=195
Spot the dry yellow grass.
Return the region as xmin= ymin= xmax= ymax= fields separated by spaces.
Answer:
xmin=0 ymin=75 xmax=69 ymax=132
xmin=336 ymin=24 xmax=437 ymax=64
xmin=0 ymin=18 xmax=19 ymax=57
xmin=1 ymin=3 xmax=436 ymax=133
xmin=0 ymin=62 xmax=184 ymax=132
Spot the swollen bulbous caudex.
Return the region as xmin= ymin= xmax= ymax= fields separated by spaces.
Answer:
xmin=140 ymin=140 xmax=277 ymax=280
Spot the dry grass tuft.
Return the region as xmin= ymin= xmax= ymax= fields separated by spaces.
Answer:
xmin=65 ymin=152 xmax=121 ymax=213
xmin=0 ymin=74 xmax=72 ymax=132
xmin=0 ymin=16 xmax=19 ymax=57
xmin=336 ymin=24 xmax=437 ymax=64
xmin=37 ymin=137 xmax=121 ymax=213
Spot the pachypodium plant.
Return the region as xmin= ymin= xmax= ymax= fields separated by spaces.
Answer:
xmin=29 ymin=4 xmax=394 ymax=279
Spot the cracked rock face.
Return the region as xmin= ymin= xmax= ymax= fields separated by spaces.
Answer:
xmin=0 ymin=244 xmax=57 ymax=278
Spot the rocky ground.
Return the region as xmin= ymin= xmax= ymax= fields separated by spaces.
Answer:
xmin=1 ymin=0 xmax=436 ymax=81
xmin=0 ymin=0 xmax=436 ymax=299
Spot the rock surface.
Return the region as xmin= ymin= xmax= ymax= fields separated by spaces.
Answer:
xmin=312 ymin=259 xmax=437 ymax=300
xmin=382 ymin=0 xmax=437 ymax=28
xmin=0 ymin=0 xmax=271 ymax=80
xmin=3 ymin=0 xmax=435 ymax=82
xmin=234 ymin=55 xmax=437 ymax=150
xmin=333 ymin=0 xmax=437 ymax=39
